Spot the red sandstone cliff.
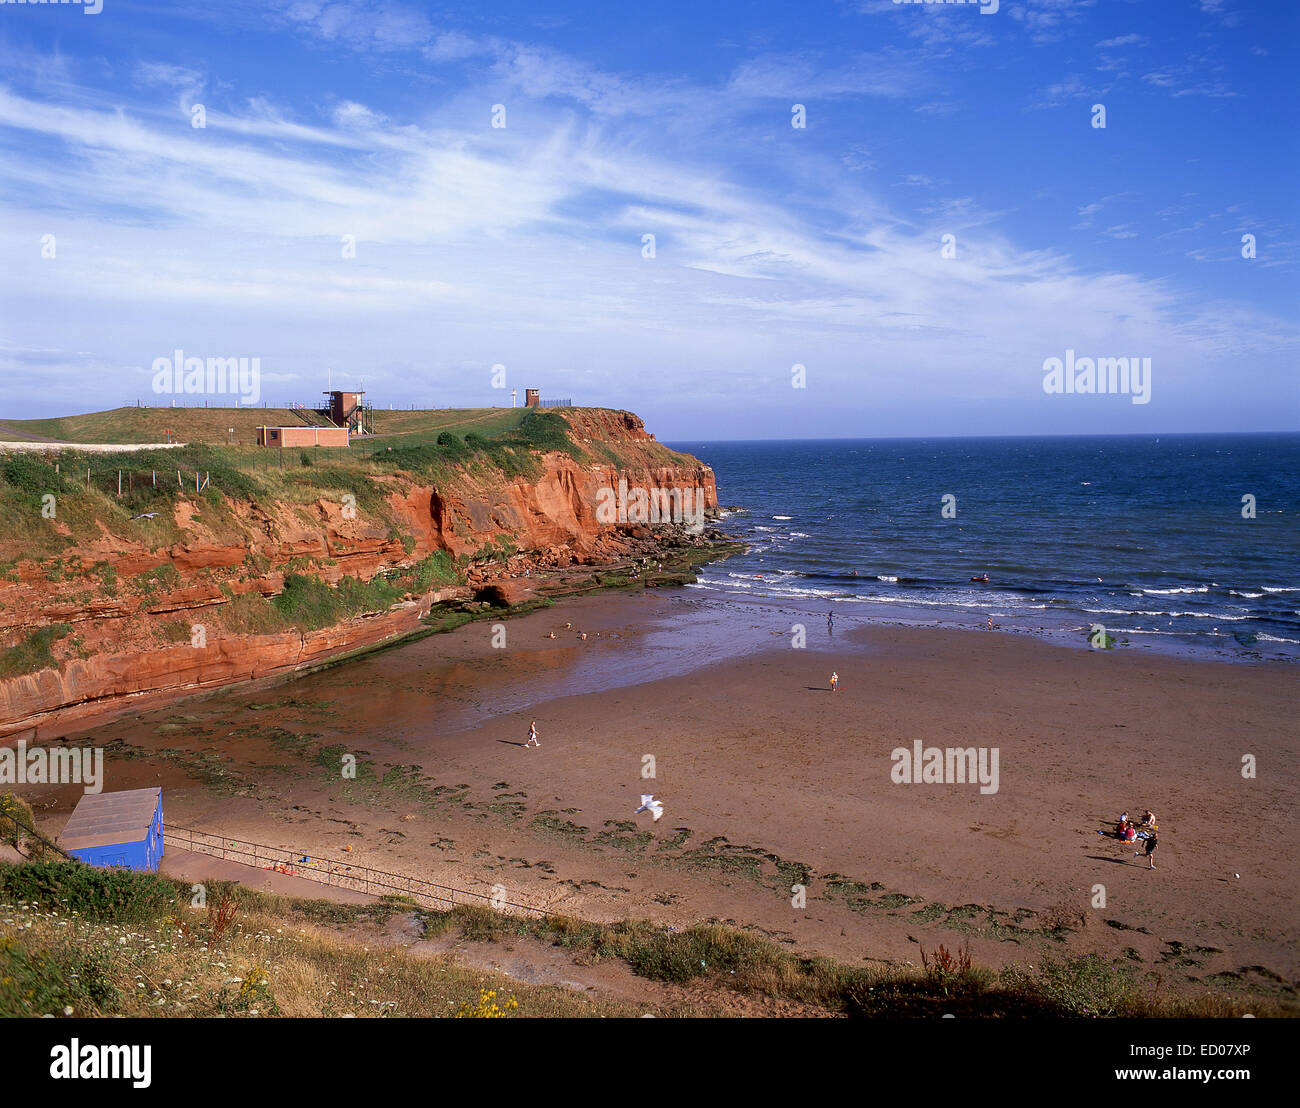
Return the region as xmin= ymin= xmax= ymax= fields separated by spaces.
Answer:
xmin=0 ymin=410 xmax=719 ymax=739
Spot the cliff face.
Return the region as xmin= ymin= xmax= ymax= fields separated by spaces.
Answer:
xmin=0 ymin=410 xmax=718 ymax=739
xmin=425 ymin=412 xmax=717 ymax=563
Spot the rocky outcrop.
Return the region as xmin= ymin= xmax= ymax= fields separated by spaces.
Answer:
xmin=0 ymin=410 xmax=720 ymax=739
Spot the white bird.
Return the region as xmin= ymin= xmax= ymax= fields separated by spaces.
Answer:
xmin=130 ymin=512 xmax=158 ymax=520
xmin=635 ymin=795 xmax=664 ymax=822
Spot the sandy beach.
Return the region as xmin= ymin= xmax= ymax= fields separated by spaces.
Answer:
xmin=30 ymin=589 xmax=1299 ymax=1002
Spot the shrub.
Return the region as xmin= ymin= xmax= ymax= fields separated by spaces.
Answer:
xmin=1 ymin=454 xmax=69 ymax=498
xmin=920 ymin=940 xmax=974 ymax=989
xmin=0 ymin=861 xmax=179 ymax=924
xmin=271 ymin=573 xmax=342 ymax=630
xmin=1002 ymin=953 xmax=1139 ymax=1017
xmin=511 ymin=410 xmax=575 ymax=454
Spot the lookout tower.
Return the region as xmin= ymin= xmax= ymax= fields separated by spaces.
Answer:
xmin=525 ymin=388 xmax=541 ymax=408
xmin=323 ymin=390 xmax=370 ymax=434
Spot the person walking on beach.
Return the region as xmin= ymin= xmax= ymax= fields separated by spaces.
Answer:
xmin=526 ymin=720 xmax=540 ymax=749
xmin=1135 ymin=833 xmax=1157 ymax=869
xmin=827 ymin=610 xmax=834 ymax=633
xmin=830 ymin=671 xmax=839 ymax=693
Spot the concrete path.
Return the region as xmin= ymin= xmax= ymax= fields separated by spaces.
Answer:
xmin=0 ymin=440 xmax=186 ymax=452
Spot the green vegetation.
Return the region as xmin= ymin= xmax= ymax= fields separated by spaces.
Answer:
xmin=0 ymin=860 xmax=1280 ymax=1018
xmin=0 ymin=793 xmax=38 ymax=848
xmin=0 ymin=861 xmax=643 ymax=1018
xmin=374 ymin=409 xmax=581 ymax=481
xmin=0 ymin=861 xmax=179 ymax=924
xmin=0 ymin=624 xmax=71 ymax=678
xmin=263 ymin=553 xmax=462 ymax=633
xmin=270 ymin=573 xmax=394 ymax=631
xmin=135 ymin=562 xmax=182 ymax=597
xmin=2 ymin=452 xmax=70 ymax=501
xmin=1001 ymin=953 xmax=1143 ymax=1017
xmin=398 ymin=904 xmax=1273 ymax=1018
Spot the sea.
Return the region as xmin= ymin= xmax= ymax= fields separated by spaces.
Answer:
xmin=666 ymin=433 xmax=1300 ymax=663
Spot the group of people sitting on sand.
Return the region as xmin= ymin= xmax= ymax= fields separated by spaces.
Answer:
xmin=1114 ymin=809 xmax=1157 ymax=838
xmin=1102 ymin=809 xmax=1159 ymax=868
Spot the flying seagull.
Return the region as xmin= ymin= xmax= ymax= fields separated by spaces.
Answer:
xmin=635 ymin=795 xmax=664 ymax=822
xmin=130 ymin=512 xmax=158 ymax=520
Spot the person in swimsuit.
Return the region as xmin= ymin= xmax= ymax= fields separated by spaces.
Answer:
xmin=526 ymin=720 xmax=540 ymax=749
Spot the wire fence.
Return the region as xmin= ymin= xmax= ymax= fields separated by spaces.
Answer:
xmin=165 ymin=824 xmax=549 ymax=918
xmin=67 ymin=466 xmax=213 ymax=496
xmin=540 ymin=398 xmax=573 ymax=407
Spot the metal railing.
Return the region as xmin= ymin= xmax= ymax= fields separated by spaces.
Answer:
xmin=0 ymin=807 xmax=74 ymax=862
xmin=165 ymin=824 xmax=548 ymax=917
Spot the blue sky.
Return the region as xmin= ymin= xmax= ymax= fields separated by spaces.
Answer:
xmin=1 ymin=0 xmax=1296 ymax=438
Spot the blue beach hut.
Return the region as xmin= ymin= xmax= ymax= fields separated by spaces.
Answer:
xmin=59 ymin=787 xmax=164 ymax=872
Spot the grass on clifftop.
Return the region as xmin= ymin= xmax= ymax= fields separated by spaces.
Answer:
xmin=0 ymin=405 xmax=529 ymax=448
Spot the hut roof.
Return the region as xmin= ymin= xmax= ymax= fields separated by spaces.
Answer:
xmin=60 ymin=787 xmax=161 ymax=851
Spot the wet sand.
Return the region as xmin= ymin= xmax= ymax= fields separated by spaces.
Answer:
xmin=32 ymin=589 xmax=1300 ymax=1000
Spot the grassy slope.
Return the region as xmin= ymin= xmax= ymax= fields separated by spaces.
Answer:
xmin=0 ymin=859 xmax=1278 ymax=1018
xmin=0 ymin=860 xmax=643 ymax=1018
